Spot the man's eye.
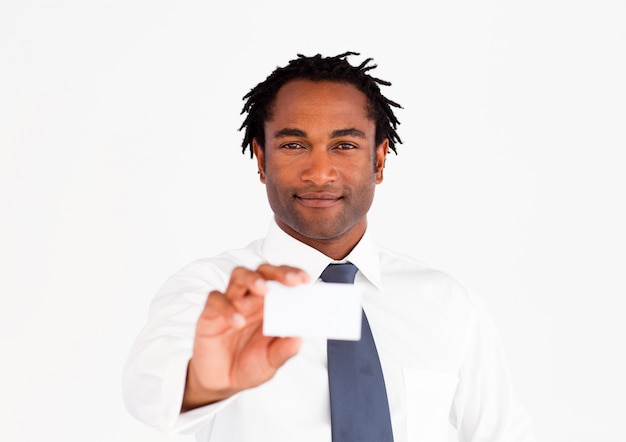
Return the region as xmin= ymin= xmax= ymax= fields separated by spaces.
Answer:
xmin=281 ymin=143 xmax=303 ymax=149
xmin=336 ymin=143 xmax=357 ymax=150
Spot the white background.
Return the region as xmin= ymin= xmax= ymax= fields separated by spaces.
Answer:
xmin=1 ymin=1 xmax=624 ymax=441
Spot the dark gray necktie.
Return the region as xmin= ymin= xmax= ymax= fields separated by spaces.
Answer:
xmin=321 ymin=263 xmax=394 ymax=442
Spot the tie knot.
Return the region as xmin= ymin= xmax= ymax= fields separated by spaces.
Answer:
xmin=320 ymin=263 xmax=358 ymax=284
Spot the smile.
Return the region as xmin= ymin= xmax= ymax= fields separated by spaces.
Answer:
xmin=295 ymin=193 xmax=343 ymax=208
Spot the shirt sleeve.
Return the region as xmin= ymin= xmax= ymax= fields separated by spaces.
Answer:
xmin=121 ymin=264 xmax=229 ymax=435
xmin=450 ymin=296 xmax=537 ymax=441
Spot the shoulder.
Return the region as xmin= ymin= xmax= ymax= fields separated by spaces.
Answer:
xmin=376 ymin=246 xmax=475 ymax=309
xmin=175 ymin=238 xmax=266 ymax=283
xmin=378 ymin=246 xmax=465 ymax=288
xmin=147 ymin=238 xmax=266 ymax=312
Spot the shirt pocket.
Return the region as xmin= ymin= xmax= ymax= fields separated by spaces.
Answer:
xmin=403 ymin=367 xmax=458 ymax=442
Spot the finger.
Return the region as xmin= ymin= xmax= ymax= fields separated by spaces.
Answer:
xmin=267 ymin=336 xmax=303 ymax=369
xmin=225 ymin=265 xmax=310 ymax=301
xmin=229 ymin=265 xmax=309 ymax=317
xmin=256 ymin=263 xmax=310 ymax=286
xmin=225 ymin=266 xmax=269 ymax=301
xmin=198 ymin=290 xmax=247 ymax=336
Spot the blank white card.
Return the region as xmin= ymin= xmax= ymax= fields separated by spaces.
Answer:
xmin=263 ymin=281 xmax=362 ymax=340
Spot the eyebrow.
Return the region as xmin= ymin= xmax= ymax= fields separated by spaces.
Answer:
xmin=273 ymin=128 xmax=306 ymax=138
xmin=330 ymin=128 xmax=366 ymax=139
xmin=273 ymin=128 xmax=367 ymax=139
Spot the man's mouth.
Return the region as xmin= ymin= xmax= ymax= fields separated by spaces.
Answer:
xmin=294 ymin=192 xmax=343 ymax=208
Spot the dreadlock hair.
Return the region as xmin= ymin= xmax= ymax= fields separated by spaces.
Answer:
xmin=239 ymin=51 xmax=403 ymax=158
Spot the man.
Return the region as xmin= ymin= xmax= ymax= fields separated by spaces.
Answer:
xmin=123 ymin=52 xmax=536 ymax=441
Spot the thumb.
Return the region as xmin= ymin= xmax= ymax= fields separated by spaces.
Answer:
xmin=267 ymin=337 xmax=302 ymax=369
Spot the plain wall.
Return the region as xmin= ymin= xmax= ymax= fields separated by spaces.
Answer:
xmin=1 ymin=1 xmax=625 ymax=441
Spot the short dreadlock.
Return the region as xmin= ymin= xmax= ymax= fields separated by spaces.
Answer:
xmin=239 ymin=51 xmax=403 ymax=158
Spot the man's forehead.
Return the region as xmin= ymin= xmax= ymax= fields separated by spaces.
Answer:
xmin=272 ymin=79 xmax=366 ymax=105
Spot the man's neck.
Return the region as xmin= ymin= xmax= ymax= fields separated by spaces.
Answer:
xmin=274 ymin=217 xmax=366 ymax=260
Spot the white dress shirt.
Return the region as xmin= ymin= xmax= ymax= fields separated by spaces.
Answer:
xmin=122 ymin=219 xmax=536 ymax=441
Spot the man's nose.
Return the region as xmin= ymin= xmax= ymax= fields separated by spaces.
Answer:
xmin=300 ymin=149 xmax=338 ymax=185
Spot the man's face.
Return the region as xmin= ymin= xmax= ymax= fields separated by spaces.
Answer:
xmin=253 ymin=79 xmax=388 ymax=254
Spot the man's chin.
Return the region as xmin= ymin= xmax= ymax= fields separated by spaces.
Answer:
xmin=275 ymin=211 xmax=360 ymax=242
xmin=290 ymin=220 xmax=353 ymax=242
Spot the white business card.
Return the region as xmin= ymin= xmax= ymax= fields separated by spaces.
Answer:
xmin=263 ymin=281 xmax=362 ymax=340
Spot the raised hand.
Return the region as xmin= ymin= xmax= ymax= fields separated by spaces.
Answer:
xmin=181 ymin=264 xmax=310 ymax=411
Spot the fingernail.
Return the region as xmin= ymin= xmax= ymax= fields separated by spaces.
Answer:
xmin=285 ymin=271 xmax=307 ymax=284
xmin=254 ymin=278 xmax=267 ymax=292
xmin=232 ymin=313 xmax=246 ymax=328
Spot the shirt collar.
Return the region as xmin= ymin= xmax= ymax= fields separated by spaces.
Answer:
xmin=262 ymin=218 xmax=383 ymax=289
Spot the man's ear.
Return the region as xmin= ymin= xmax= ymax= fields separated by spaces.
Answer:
xmin=375 ymin=139 xmax=389 ymax=184
xmin=252 ymin=139 xmax=266 ymax=182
